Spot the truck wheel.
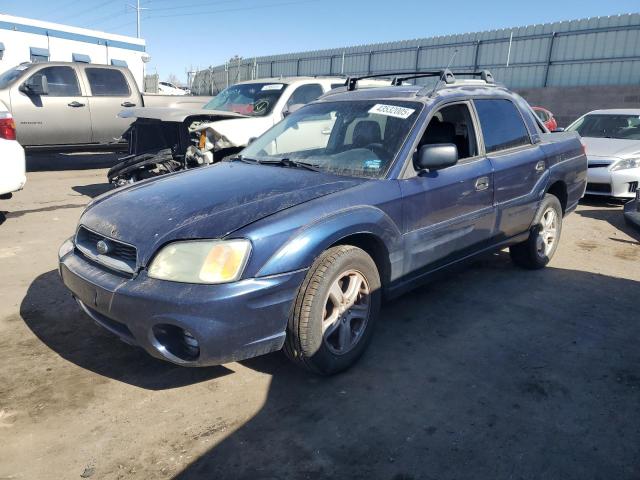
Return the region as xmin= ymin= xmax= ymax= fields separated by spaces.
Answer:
xmin=284 ymin=245 xmax=381 ymax=375
xmin=509 ymin=193 xmax=563 ymax=270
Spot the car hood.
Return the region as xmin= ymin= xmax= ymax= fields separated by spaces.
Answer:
xmin=80 ymin=162 xmax=364 ymax=266
xmin=119 ymin=107 xmax=247 ymax=122
xmin=582 ymin=137 xmax=640 ymax=159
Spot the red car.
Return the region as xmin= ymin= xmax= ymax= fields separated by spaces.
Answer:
xmin=532 ymin=106 xmax=558 ymax=132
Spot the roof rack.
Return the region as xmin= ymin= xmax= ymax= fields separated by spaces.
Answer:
xmin=344 ymin=69 xmax=494 ymax=91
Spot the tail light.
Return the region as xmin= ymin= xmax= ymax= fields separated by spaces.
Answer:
xmin=0 ymin=113 xmax=16 ymax=141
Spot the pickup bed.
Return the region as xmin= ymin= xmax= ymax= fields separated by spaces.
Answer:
xmin=0 ymin=61 xmax=211 ymax=149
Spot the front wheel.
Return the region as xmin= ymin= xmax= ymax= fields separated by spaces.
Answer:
xmin=509 ymin=193 xmax=563 ymax=269
xmin=284 ymin=245 xmax=381 ymax=375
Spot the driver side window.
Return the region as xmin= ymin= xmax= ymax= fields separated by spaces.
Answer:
xmin=416 ymin=103 xmax=479 ymax=163
xmin=29 ymin=66 xmax=81 ymax=97
xmin=286 ymin=84 xmax=324 ymax=108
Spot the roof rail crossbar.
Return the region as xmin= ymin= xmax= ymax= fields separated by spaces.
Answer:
xmin=345 ymin=71 xmax=422 ymax=91
xmin=449 ymin=70 xmax=495 ymax=84
xmin=391 ymin=69 xmax=455 ymax=86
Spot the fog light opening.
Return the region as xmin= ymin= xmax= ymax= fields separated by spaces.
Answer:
xmin=152 ymin=324 xmax=200 ymax=362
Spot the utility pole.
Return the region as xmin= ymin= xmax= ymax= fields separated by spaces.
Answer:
xmin=128 ymin=0 xmax=148 ymax=38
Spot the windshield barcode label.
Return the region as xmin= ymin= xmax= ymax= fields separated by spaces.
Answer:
xmin=369 ymin=104 xmax=415 ymax=119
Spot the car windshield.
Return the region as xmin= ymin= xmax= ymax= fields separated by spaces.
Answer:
xmin=203 ymin=82 xmax=288 ymax=116
xmin=567 ymin=113 xmax=640 ymax=140
xmin=0 ymin=64 xmax=30 ymax=88
xmin=240 ymin=100 xmax=423 ymax=179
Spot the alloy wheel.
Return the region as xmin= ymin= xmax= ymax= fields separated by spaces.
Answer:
xmin=322 ymin=270 xmax=371 ymax=356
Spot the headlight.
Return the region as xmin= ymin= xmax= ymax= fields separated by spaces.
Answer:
xmin=611 ymin=158 xmax=640 ymax=171
xmin=148 ymin=239 xmax=251 ymax=284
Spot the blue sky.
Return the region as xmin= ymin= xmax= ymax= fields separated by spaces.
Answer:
xmin=1 ymin=0 xmax=638 ymax=83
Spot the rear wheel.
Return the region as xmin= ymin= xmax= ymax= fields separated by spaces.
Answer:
xmin=284 ymin=245 xmax=381 ymax=375
xmin=509 ymin=193 xmax=563 ymax=269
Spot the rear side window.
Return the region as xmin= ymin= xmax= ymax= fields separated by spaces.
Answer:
xmin=32 ymin=66 xmax=80 ymax=96
xmin=474 ymin=99 xmax=530 ymax=153
xmin=85 ymin=68 xmax=130 ymax=96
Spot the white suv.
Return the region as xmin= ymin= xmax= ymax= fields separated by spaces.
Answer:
xmin=0 ymin=111 xmax=26 ymax=200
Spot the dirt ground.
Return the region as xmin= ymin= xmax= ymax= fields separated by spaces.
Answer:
xmin=0 ymin=153 xmax=638 ymax=480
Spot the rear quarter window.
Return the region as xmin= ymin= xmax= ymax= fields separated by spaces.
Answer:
xmin=85 ymin=68 xmax=130 ymax=96
xmin=474 ymin=99 xmax=531 ymax=153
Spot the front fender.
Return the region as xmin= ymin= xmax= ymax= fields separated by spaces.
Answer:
xmin=256 ymin=205 xmax=403 ymax=278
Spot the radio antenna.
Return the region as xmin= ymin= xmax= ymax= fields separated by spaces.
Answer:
xmin=428 ymin=49 xmax=458 ymax=97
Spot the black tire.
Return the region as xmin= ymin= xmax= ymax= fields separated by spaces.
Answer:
xmin=284 ymin=245 xmax=381 ymax=375
xmin=509 ymin=193 xmax=563 ymax=269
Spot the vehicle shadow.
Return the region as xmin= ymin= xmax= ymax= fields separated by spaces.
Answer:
xmin=20 ymin=270 xmax=231 ymax=389
xmin=174 ymin=256 xmax=640 ymax=479
xmin=72 ymin=183 xmax=114 ymax=198
xmin=577 ymin=196 xmax=639 ymax=242
xmin=26 ymin=151 xmax=122 ymax=172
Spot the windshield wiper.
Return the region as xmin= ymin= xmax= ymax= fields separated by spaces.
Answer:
xmin=259 ymin=158 xmax=322 ymax=172
xmin=230 ymin=155 xmax=260 ymax=164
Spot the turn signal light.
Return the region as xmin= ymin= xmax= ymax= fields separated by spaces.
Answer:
xmin=0 ymin=115 xmax=16 ymax=141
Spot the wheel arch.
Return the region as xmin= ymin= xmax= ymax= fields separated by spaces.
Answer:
xmin=255 ymin=206 xmax=401 ymax=279
xmin=329 ymin=232 xmax=392 ymax=288
xmin=546 ymin=180 xmax=568 ymax=214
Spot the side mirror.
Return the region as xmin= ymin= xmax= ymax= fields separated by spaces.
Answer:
xmin=247 ymin=137 xmax=257 ymax=145
xmin=552 ymin=127 xmax=565 ymax=133
xmin=21 ymin=73 xmax=49 ymax=96
xmin=283 ymin=103 xmax=304 ymax=117
xmin=415 ymin=143 xmax=458 ymax=171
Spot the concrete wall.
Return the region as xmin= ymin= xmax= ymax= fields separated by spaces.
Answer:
xmin=517 ymin=85 xmax=640 ymax=127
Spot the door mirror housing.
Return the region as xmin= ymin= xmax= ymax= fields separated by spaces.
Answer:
xmin=415 ymin=143 xmax=458 ymax=171
xmin=283 ymin=103 xmax=304 ymax=117
xmin=21 ymin=73 xmax=49 ymax=96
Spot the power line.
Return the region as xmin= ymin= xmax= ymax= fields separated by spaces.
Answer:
xmin=147 ymin=0 xmax=317 ymax=19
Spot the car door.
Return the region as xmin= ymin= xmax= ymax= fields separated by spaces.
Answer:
xmin=10 ymin=65 xmax=92 ymax=146
xmin=400 ymin=102 xmax=496 ymax=273
xmin=474 ymin=98 xmax=546 ymax=238
xmin=275 ymin=83 xmax=333 ymax=152
xmin=83 ymin=67 xmax=138 ymax=143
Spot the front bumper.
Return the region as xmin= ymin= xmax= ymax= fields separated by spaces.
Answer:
xmin=58 ymin=239 xmax=307 ymax=366
xmin=586 ymin=165 xmax=640 ymax=199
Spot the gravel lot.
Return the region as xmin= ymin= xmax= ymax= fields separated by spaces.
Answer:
xmin=0 ymin=153 xmax=639 ymax=480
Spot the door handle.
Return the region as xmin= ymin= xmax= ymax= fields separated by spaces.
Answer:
xmin=475 ymin=176 xmax=490 ymax=191
xmin=535 ymin=160 xmax=546 ymax=172
xmin=68 ymin=101 xmax=85 ymax=107
xmin=121 ymin=101 xmax=136 ymax=107
xmin=321 ymin=128 xmax=331 ymax=135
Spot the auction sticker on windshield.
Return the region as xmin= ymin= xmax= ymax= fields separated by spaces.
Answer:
xmin=262 ymin=84 xmax=284 ymax=91
xmin=369 ymin=104 xmax=415 ymax=119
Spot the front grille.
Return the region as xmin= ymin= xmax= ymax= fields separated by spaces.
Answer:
xmin=586 ymin=183 xmax=612 ymax=194
xmin=588 ymin=162 xmax=611 ymax=169
xmin=630 ymin=182 xmax=639 ymax=194
xmin=75 ymin=226 xmax=138 ymax=274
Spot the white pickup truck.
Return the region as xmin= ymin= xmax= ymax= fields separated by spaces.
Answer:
xmin=108 ymin=76 xmax=389 ymax=184
xmin=0 ymin=62 xmax=211 ymax=150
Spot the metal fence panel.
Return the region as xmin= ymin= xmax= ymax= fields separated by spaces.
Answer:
xmin=192 ymin=14 xmax=640 ymax=95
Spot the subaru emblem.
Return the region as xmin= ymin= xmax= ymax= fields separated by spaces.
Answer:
xmin=96 ymin=240 xmax=110 ymax=255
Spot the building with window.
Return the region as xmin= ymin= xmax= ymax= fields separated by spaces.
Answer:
xmin=0 ymin=14 xmax=147 ymax=89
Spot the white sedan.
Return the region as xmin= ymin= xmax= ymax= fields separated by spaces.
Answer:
xmin=157 ymin=81 xmax=188 ymax=96
xmin=0 ymin=111 xmax=26 ymax=200
xmin=566 ymin=109 xmax=640 ymax=199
